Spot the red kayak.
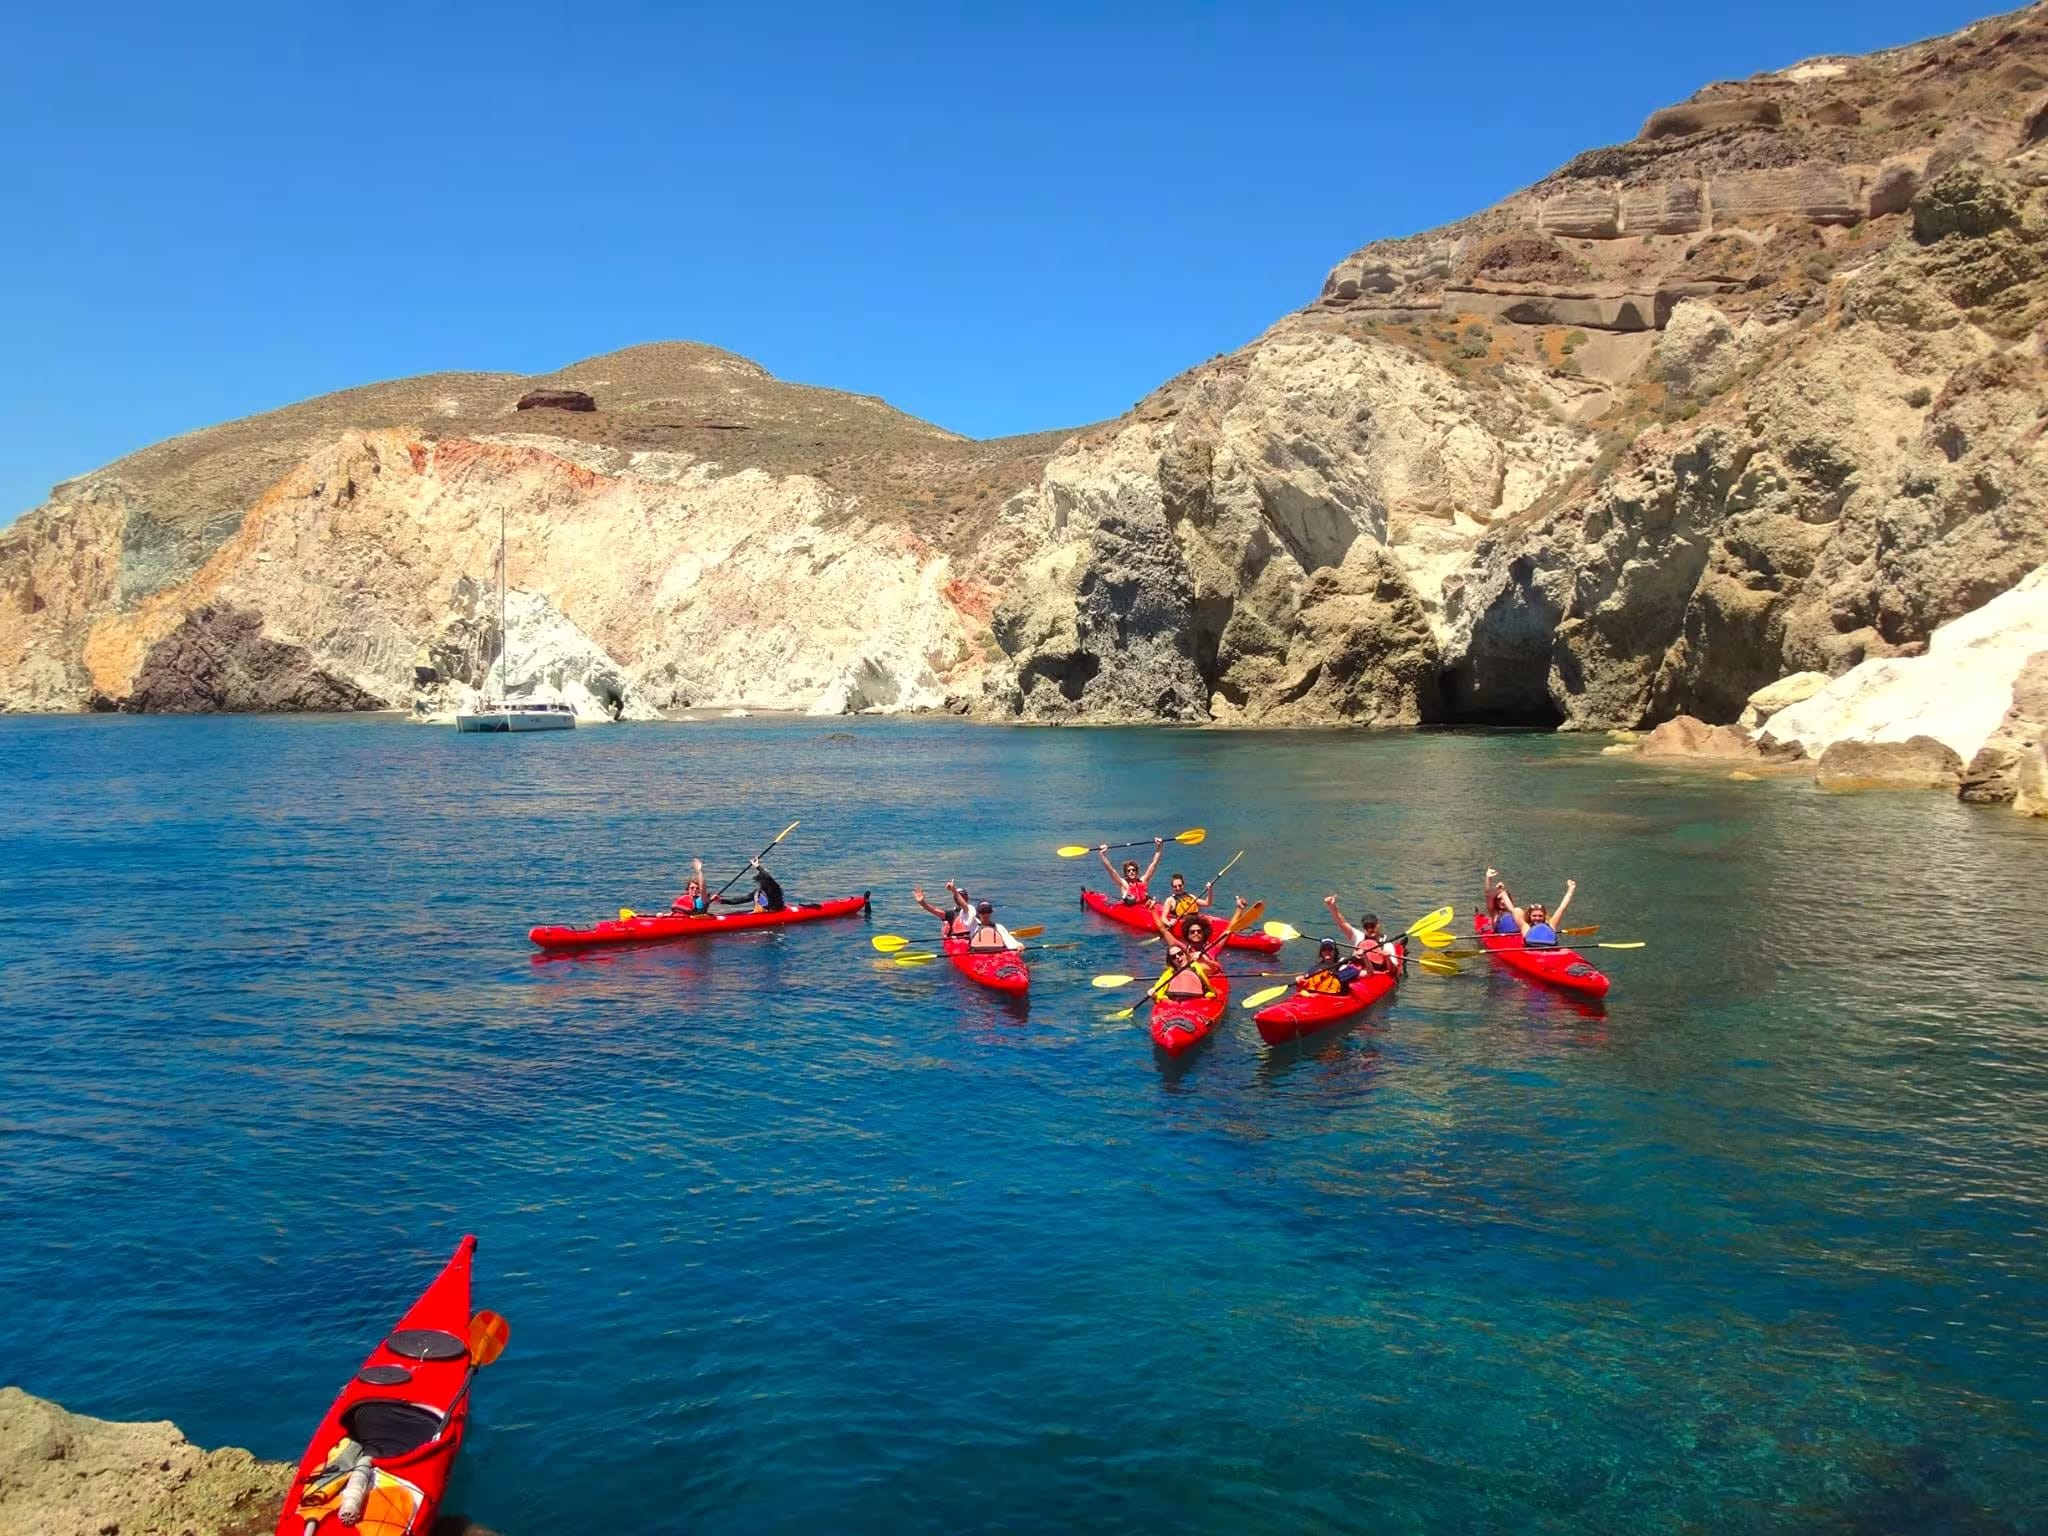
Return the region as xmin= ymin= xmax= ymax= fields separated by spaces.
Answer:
xmin=1253 ymin=946 xmax=1403 ymax=1045
xmin=529 ymin=892 xmax=870 ymax=950
xmin=1472 ymin=913 xmax=1610 ymax=998
xmin=943 ymin=936 xmax=1031 ymax=994
xmin=1150 ymin=968 xmax=1230 ymax=1055
xmin=1080 ymin=889 xmax=1282 ymax=954
xmin=278 ymin=1237 xmax=495 ymax=1536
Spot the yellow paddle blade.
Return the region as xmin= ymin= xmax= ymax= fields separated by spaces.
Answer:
xmin=1240 ymin=984 xmax=1291 ymax=1010
xmin=1010 ymin=925 xmax=1045 ymax=940
xmin=1226 ymin=899 xmax=1265 ymax=936
xmin=1175 ymin=828 xmax=1207 ymax=846
xmin=468 ymin=1310 xmax=510 ymax=1367
xmin=1416 ymin=929 xmax=1456 ymax=949
xmin=871 ymin=934 xmax=913 ymax=953
xmin=1407 ymin=905 xmax=1456 ymax=937
xmin=1594 ymin=941 xmax=1644 ymax=950
xmin=770 ymin=820 xmax=800 ymax=846
xmin=892 ymin=952 xmax=939 ymax=966
xmin=1092 ymin=974 xmax=1136 ymax=989
xmin=1562 ymin=924 xmax=1600 ymax=938
xmin=1261 ymin=920 xmax=1301 ymax=942
xmin=1056 ymin=845 xmax=1093 ymax=858
xmin=1106 ymin=1006 xmax=1137 ymax=1021
xmin=1417 ymin=954 xmax=1461 ymax=976
xmin=619 ymin=908 xmax=636 ymax=921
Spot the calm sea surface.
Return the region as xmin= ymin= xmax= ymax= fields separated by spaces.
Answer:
xmin=1 ymin=716 xmax=2044 ymax=1534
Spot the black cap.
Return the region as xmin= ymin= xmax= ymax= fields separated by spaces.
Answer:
xmin=976 ymin=900 xmax=994 ymax=914
xmin=1359 ymin=912 xmax=1379 ymax=926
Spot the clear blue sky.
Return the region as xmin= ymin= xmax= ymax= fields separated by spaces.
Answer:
xmin=0 ymin=0 xmax=1997 ymax=521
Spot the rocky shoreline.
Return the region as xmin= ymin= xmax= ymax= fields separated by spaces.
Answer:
xmin=0 ymin=1388 xmax=495 ymax=1536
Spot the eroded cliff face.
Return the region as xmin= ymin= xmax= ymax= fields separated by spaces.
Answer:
xmin=0 ymin=346 xmax=1061 ymax=717
xmin=5 ymin=7 xmax=2047 ymax=727
xmin=990 ymin=3 xmax=2048 ymax=729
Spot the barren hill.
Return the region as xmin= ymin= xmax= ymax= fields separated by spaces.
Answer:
xmin=5 ymin=5 xmax=2046 ymax=727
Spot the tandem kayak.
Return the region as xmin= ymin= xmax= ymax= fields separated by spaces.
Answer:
xmin=1080 ymin=889 xmax=1283 ymax=954
xmin=1472 ymin=913 xmax=1611 ymax=997
xmin=943 ymin=936 xmax=1031 ymax=994
xmin=1252 ymin=946 xmax=1403 ymax=1045
xmin=277 ymin=1236 xmax=492 ymax=1536
xmin=1150 ymin=968 xmax=1230 ymax=1055
xmin=529 ymin=892 xmax=871 ymax=950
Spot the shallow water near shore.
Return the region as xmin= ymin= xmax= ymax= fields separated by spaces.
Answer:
xmin=2 ymin=715 xmax=2044 ymax=1534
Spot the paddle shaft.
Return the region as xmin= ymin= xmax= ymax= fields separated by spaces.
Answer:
xmin=713 ymin=822 xmax=798 ymax=900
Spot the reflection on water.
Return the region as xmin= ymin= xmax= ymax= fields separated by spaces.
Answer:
xmin=1 ymin=715 xmax=2044 ymax=1535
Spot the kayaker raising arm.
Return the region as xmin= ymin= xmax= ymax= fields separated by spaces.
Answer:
xmin=963 ymin=898 xmax=1022 ymax=953
xmin=1098 ymin=838 xmax=1164 ymax=906
xmin=1324 ymin=896 xmax=1398 ymax=974
xmin=1484 ymin=868 xmax=1576 ymax=946
xmin=719 ymin=858 xmax=786 ymax=912
xmin=1159 ymin=871 xmax=1213 ymax=927
xmin=1150 ymin=903 xmax=1242 ymax=998
xmin=673 ymin=858 xmax=711 ymax=914
xmin=912 ymin=882 xmax=971 ymax=939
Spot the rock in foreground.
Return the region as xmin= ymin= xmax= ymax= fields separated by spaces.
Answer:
xmin=0 ymin=1388 xmax=499 ymax=1536
xmin=0 ymin=1385 xmax=285 ymax=1536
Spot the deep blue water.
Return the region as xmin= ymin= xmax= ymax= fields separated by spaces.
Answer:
xmin=2 ymin=715 xmax=2045 ymax=1535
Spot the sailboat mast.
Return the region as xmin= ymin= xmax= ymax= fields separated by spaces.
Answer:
xmin=498 ymin=505 xmax=508 ymax=701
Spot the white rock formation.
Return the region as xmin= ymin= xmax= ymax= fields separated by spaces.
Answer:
xmin=1761 ymin=564 xmax=2048 ymax=761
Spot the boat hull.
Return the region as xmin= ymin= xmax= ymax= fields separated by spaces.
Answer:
xmin=276 ymin=1237 xmax=479 ymax=1536
xmin=1080 ymin=889 xmax=1282 ymax=954
xmin=1472 ymin=914 xmax=1611 ymax=997
xmin=529 ymin=893 xmax=871 ymax=950
xmin=1253 ymin=952 xmax=1401 ymax=1044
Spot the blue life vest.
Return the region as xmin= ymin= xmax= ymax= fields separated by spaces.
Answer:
xmin=1492 ymin=911 xmax=1521 ymax=936
xmin=1524 ymin=922 xmax=1558 ymax=946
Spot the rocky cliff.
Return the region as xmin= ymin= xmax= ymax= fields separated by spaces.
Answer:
xmin=6 ymin=5 xmax=2047 ymax=727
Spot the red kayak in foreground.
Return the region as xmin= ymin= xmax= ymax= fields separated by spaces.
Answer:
xmin=529 ymin=893 xmax=870 ymax=950
xmin=943 ymin=936 xmax=1031 ymax=994
xmin=1150 ymin=969 xmax=1231 ymax=1055
xmin=1081 ymin=889 xmax=1283 ymax=954
xmin=1472 ymin=913 xmax=1611 ymax=998
xmin=278 ymin=1237 xmax=493 ymax=1536
xmin=1253 ymin=947 xmax=1403 ymax=1045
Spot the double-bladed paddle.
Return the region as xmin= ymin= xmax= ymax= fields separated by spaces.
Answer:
xmin=1056 ymin=828 xmax=1205 ymax=858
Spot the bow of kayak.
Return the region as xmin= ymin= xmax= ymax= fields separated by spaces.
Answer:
xmin=529 ymin=892 xmax=871 ymax=950
xmin=943 ymin=937 xmax=1031 ymax=994
xmin=1150 ymin=970 xmax=1231 ymax=1054
xmin=277 ymin=1237 xmax=482 ymax=1536
xmin=1471 ymin=913 xmax=1611 ymax=997
xmin=1253 ymin=952 xmax=1401 ymax=1045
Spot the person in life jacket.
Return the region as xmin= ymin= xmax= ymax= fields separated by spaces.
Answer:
xmin=719 ymin=858 xmax=786 ymax=912
xmin=1292 ymin=939 xmax=1361 ymax=995
xmin=1483 ymin=868 xmax=1576 ymax=946
xmin=1097 ymin=838 xmax=1164 ymax=906
xmin=963 ymin=898 xmax=1022 ymax=953
xmin=673 ymin=858 xmax=712 ymax=914
xmin=1324 ymin=896 xmax=1400 ymax=974
xmin=1149 ymin=901 xmax=1243 ymax=997
xmin=1158 ymin=871 xmax=1214 ymax=929
xmin=912 ymin=881 xmax=973 ymax=939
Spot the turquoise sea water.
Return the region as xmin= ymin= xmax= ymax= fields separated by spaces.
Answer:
xmin=2 ymin=715 xmax=2044 ymax=1534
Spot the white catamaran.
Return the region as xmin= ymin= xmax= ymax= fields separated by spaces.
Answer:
xmin=456 ymin=509 xmax=576 ymax=733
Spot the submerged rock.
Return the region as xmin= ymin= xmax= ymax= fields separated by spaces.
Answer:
xmin=1815 ymin=735 xmax=1964 ymax=790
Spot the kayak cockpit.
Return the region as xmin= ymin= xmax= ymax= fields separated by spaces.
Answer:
xmin=385 ymin=1329 xmax=467 ymax=1361
xmin=340 ymin=1399 xmax=448 ymax=1459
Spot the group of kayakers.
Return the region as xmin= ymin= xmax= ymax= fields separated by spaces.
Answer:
xmin=664 ymin=835 xmax=1582 ymax=1011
